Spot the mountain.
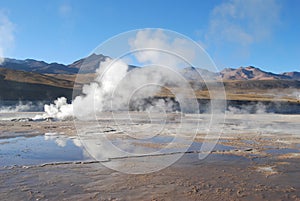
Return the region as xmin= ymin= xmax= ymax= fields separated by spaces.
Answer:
xmin=68 ymin=53 xmax=109 ymax=73
xmin=181 ymin=67 xmax=218 ymax=81
xmin=0 ymin=54 xmax=140 ymax=75
xmin=0 ymin=55 xmax=298 ymax=102
xmin=0 ymin=68 xmax=75 ymax=101
xmin=0 ymin=67 xmax=75 ymax=89
xmin=0 ymin=55 xmax=299 ymax=81
xmin=0 ymin=64 xmax=299 ymax=101
xmin=181 ymin=66 xmax=300 ymax=81
xmin=220 ymin=66 xmax=291 ymax=80
xmin=0 ymin=54 xmax=110 ymax=74
xmin=0 ymin=58 xmax=78 ymax=74
xmin=69 ymin=54 xmax=138 ymax=73
xmin=281 ymin=72 xmax=300 ymax=80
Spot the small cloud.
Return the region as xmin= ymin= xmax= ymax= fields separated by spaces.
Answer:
xmin=129 ymin=29 xmax=196 ymax=68
xmin=0 ymin=10 xmax=15 ymax=64
xmin=206 ymin=0 xmax=281 ymax=47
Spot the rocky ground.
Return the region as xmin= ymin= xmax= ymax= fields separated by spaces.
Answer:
xmin=0 ymin=112 xmax=300 ymax=200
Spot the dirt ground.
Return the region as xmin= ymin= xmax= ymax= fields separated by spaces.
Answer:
xmin=0 ymin=113 xmax=300 ymax=200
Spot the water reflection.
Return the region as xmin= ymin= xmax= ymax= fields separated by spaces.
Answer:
xmin=0 ymin=133 xmax=89 ymax=167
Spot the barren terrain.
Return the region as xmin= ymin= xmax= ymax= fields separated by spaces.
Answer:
xmin=0 ymin=112 xmax=299 ymax=200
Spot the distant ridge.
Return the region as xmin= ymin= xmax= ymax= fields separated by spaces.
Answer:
xmin=1 ymin=58 xmax=78 ymax=74
xmin=0 ymin=55 xmax=299 ymax=81
xmin=220 ymin=66 xmax=290 ymax=80
xmin=67 ymin=53 xmax=109 ymax=73
xmin=0 ymin=63 xmax=299 ymax=101
xmin=281 ymin=71 xmax=300 ymax=80
xmin=0 ymin=67 xmax=75 ymax=89
xmin=0 ymin=67 xmax=74 ymax=101
xmin=181 ymin=66 xmax=300 ymax=81
xmin=0 ymin=54 xmax=109 ymax=74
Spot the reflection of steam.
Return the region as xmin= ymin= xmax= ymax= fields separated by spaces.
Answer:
xmin=44 ymin=133 xmax=92 ymax=159
xmin=44 ymin=133 xmax=68 ymax=147
xmin=44 ymin=132 xmax=83 ymax=148
xmin=72 ymin=138 xmax=82 ymax=147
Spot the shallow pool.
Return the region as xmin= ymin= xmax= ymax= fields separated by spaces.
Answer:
xmin=0 ymin=133 xmax=90 ymax=166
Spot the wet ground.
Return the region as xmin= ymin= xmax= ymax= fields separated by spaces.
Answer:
xmin=0 ymin=112 xmax=300 ymax=200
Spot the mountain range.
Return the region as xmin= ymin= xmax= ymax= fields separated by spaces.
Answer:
xmin=0 ymin=54 xmax=139 ymax=75
xmin=181 ymin=66 xmax=300 ymax=81
xmin=0 ymin=54 xmax=106 ymax=74
xmin=0 ymin=54 xmax=299 ymax=101
xmin=1 ymin=54 xmax=299 ymax=81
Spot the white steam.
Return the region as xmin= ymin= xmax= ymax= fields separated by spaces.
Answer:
xmin=0 ymin=101 xmax=44 ymax=113
xmin=41 ymin=30 xmax=201 ymax=120
xmin=227 ymin=102 xmax=267 ymax=114
xmin=43 ymin=97 xmax=73 ymax=120
xmin=41 ymin=59 xmax=195 ymax=120
xmin=40 ymin=58 xmax=128 ymax=120
xmin=292 ymin=91 xmax=300 ymax=101
xmin=0 ymin=11 xmax=14 ymax=64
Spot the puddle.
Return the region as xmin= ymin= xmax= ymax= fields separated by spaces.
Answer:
xmin=0 ymin=133 xmax=91 ymax=166
xmin=188 ymin=141 xmax=235 ymax=152
xmin=107 ymin=135 xmax=183 ymax=156
xmin=0 ymin=132 xmax=238 ymax=167
xmin=241 ymin=139 xmax=258 ymax=145
xmin=265 ymin=148 xmax=300 ymax=155
xmin=178 ymin=150 xmax=250 ymax=166
xmin=108 ymin=135 xmax=236 ymax=156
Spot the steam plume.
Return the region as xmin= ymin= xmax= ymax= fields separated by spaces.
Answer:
xmin=41 ymin=58 xmax=128 ymax=120
xmin=41 ymin=30 xmax=202 ymax=120
xmin=0 ymin=11 xmax=14 ymax=64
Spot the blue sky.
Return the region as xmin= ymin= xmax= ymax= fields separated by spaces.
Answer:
xmin=0 ymin=0 xmax=299 ymax=73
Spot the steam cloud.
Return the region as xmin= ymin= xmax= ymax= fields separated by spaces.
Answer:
xmin=0 ymin=11 xmax=14 ymax=64
xmin=41 ymin=58 xmax=128 ymax=120
xmin=40 ymin=25 xmax=297 ymax=119
xmin=227 ymin=102 xmax=267 ymax=114
xmin=42 ymin=30 xmax=200 ymax=120
xmin=41 ymin=58 xmax=195 ymax=120
xmin=0 ymin=101 xmax=44 ymax=113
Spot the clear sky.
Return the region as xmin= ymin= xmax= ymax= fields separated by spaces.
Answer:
xmin=0 ymin=0 xmax=299 ymax=73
